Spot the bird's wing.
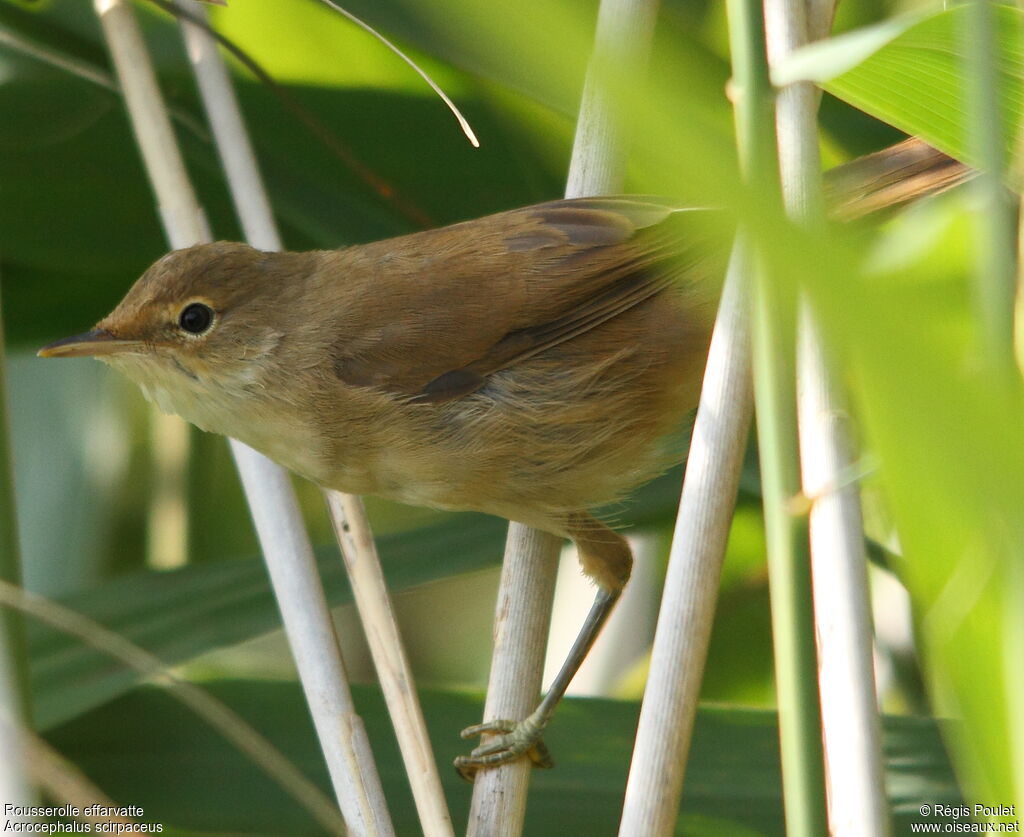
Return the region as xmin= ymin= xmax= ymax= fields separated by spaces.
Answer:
xmin=326 ymin=197 xmax=716 ymax=403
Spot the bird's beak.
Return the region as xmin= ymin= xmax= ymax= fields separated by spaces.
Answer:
xmin=37 ymin=329 xmax=146 ymax=359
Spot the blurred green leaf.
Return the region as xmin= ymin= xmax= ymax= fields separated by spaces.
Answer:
xmin=29 ymin=513 xmax=506 ymax=730
xmin=1 ymin=79 xmax=570 ymax=349
xmin=45 ymin=680 xmax=961 ymax=836
xmin=769 ymin=186 xmax=1024 ymax=808
xmin=781 ymin=5 xmax=1024 ymax=168
xmin=771 ymin=13 xmax=925 ymax=86
xmin=0 ymin=0 xmax=111 ymax=75
xmin=0 ymin=61 xmax=111 ymax=150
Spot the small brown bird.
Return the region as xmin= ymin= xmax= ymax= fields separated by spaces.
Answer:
xmin=39 ymin=138 xmax=969 ymax=775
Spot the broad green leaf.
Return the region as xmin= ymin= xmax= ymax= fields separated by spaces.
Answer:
xmin=780 ymin=5 xmax=1024 ymax=167
xmin=210 ymin=0 xmax=457 ymax=91
xmin=28 ymin=513 xmax=507 ymax=730
xmin=0 ymin=60 xmax=111 ymax=150
xmin=44 ymin=680 xmax=962 ymax=835
xmin=771 ymin=13 xmax=925 ymax=86
xmin=0 ymin=0 xmax=112 ymax=77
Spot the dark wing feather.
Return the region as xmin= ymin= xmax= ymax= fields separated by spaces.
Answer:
xmin=326 ymin=197 xmax=712 ymax=403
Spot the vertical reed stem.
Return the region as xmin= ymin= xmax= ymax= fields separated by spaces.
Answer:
xmin=764 ymin=0 xmax=889 ymax=833
xmin=965 ymin=0 xmax=1016 ymax=376
xmin=618 ymin=237 xmax=754 ymax=836
xmin=468 ymin=1 xmax=658 ymax=833
xmin=726 ymin=0 xmax=828 ymax=832
xmin=0 ymin=294 xmax=29 ymax=721
xmin=467 ymin=526 xmax=561 ymax=835
xmin=965 ymin=0 xmax=1021 ymax=812
xmin=0 ymin=296 xmax=32 ymax=825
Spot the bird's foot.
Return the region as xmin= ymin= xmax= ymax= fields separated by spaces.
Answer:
xmin=453 ymin=715 xmax=553 ymax=781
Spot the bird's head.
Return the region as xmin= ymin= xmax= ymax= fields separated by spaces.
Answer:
xmin=39 ymin=242 xmax=314 ymax=430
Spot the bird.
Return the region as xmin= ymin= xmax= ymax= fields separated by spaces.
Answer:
xmin=39 ymin=137 xmax=970 ymax=777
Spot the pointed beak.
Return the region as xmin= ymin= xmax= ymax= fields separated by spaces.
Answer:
xmin=37 ymin=329 xmax=146 ymax=359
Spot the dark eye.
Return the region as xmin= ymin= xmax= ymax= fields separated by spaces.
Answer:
xmin=178 ymin=302 xmax=214 ymax=335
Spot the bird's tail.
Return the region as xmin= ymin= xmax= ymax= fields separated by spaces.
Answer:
xmin=825 ymin=137 xmax=974 ymax=222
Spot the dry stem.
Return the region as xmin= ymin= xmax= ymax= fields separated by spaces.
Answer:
xmin=617 ymin=240 xmax=754 ymax=836
xmin=765 ymin=0 xmax=889 ymax=832
xmin=467 ymin=0 xmax=659 ymax=833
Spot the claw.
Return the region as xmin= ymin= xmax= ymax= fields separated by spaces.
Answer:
xmin=453 ymin=584 xmax=623 ymax=780
xmin=453 ymin=716 xmax=554 ymax=781
xmin=459 ymin=719 xmax=518 ymax=740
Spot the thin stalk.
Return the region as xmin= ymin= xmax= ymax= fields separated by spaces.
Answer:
xmin=618 ymin=238 xmax=754 ymax=836
xmin=965 ymin=0 xmax=1016 ymax=376
xmin=752 ymin=214 xmax=826 ymax=837
xmin=967 ymin=0 xmax=1021 ymax=812
xmin=325 ymin=493 xmax=454 ymax=837
xmin=765 ymin=0 xmax=889 ymax=833
xmin=17 ymin=727 xmax=137 ymax=829
xmin=93 ymin=0 xmax=393 ymax=831
xmin=0 ymin=292 xmax=29 ymax=721
xmin=466 ymin=1 xmax=658 ymax=833
xmin=564 ymin=0 xmax=660 ymax=198
xmin=0 ymin=646 xmax=33 ymax=832
xmin=0 ymin=340 xmax=32 ymax=828
xmin=796 ymin=309 xmax=889 ymax=836
xmin=466 ymin=526 xmax=561 ymax=834
xmin=175 ymin=7 xmax=451 ymax=832
xmin=725 ymin=0 xmax=828 ymax=835
xmin=231 ymin=448 xmax=392 ymax=837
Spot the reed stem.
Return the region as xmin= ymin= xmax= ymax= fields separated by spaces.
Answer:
xmin=468 ymin=0 xmax=659 ymax=832
xmin=726 ymin=0 xmax=828 ymax=832
xmin=764 ymin=0 xmax=889 ymax=832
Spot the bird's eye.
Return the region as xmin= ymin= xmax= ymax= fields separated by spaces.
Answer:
xmin=178 ymin=302 xmax=215 ymax=335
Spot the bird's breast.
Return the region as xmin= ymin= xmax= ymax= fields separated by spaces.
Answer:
xmin=109 ymin=353 xmax=335 ymax=487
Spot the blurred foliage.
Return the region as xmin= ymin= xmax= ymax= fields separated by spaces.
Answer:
xmin=44 ymin=680 xmax=962 ymax=836
xmin=779 ymin=4 xmax=1024 ymax=170
xmin=2 ymin=0 xmax=1022 ymax=832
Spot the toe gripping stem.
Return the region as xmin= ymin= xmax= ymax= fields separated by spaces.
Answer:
xmin=454 ymin=587 xmax=620 ymax=780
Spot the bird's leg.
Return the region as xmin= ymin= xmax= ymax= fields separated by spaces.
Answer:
xmin=455 ymin=513 xmax=631 ymax=780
